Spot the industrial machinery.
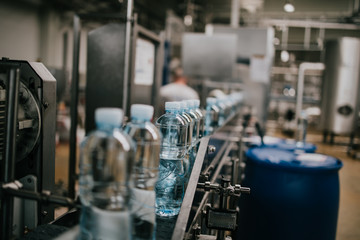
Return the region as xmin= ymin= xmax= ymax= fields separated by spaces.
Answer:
xmin=182 ymin=26 xmax=274 ymax=126
xmin=167 ymin=111 xmax=251 ymax=240
xmin=68 ymin=11 xmax=164 ymax=199
xmin=84 ymin=16 xmax=163 ymax=134
xmin=52 ymin=107 xmax=251 ymax=240
xmin=321 ymin=37 xmax=360 ymax=144
xmin=0 ymin=58 xmax=57 ymax=238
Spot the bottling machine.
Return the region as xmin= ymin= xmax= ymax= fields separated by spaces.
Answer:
xmin=0 ymin=58 xmax=58 ymax=239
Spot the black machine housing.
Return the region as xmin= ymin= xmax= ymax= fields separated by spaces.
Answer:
xmin=0 ymin=58 xmax=56 ymax=235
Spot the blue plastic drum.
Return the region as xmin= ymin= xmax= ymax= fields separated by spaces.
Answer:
xmin=249 ymin=136 xmax=317 ymax=153
xmin=238 ymin=147 xmax=343 ymax=240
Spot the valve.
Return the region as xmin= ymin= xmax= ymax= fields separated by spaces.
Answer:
xmin=197 ymin=179 xmax=250 ymax=197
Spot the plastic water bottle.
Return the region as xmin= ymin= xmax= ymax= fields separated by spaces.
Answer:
xmin=78 ymin=108 xmax=135 ymax=240
xmin=124 ymin=104 xmax=161 ymax=240
xmin=205 ymin=97 xmax=219 ymax=135
xmin=217 ymin=97 xmax=227 ymax=126
xmin=185 ymin=100 xmax=200 ymax=143
xmin=179 ymin=101 xmax=192 ymax=183
xmin=193 ymin=99 xmax=205 ymax=139
xmin=155 ymin=102 xmax=188 ymax=217
xmin=180 ymin=101 xmax=193 ymax=148
xmin=184 ymin=100 xmax=200 ymax=174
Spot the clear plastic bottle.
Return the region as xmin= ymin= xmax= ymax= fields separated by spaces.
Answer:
xmin=179 ymin=101 xmax=192 ymax=183
xmin=184 ymin=100 xmax=200 ymax=174
xmin=124 ymin=104 xmax=161 ymax=240
xmin=180 ymin=101 xmax=193 ymax=148
xmin=217 ymin=97 xmax=227 ymax=126
xmin=185 ymin=100 xmax=200 ymax=144
xmin=155 ymin=102 xmax=188 ymax=217
xmin=193 ymin=99 xmax=205 ymax=139
xmin=78 ymin=108 xmax=135 ymax=240
xmin=205 ymin=97 xmax=219 ymax=135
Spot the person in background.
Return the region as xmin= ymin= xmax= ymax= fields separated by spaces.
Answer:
xmin=159 ymin=58 xmax=199 ymax=111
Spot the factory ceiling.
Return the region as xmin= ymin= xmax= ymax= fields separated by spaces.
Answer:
xmin=6 ymin=0 xmax=360 ymax=32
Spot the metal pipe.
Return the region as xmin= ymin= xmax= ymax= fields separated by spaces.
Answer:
xmin=281 ymin=26 xmax=288 ymax=49
xmin=231 ymin=0 xmax=240 ymax=28
xmin=262 ymin=19 xmax=360 ymax=30
xmin=1 ymin=67 xmax=20 ymax=240
xmin=210 ymin=142 xmax=234 ymax=183
xmin=217 ymin=179 xmax=230 ymax=240
xmin=69 ymin=14 xmax=81 ymax=199
xmin=202 ymin=142 xmax=228 ymax=176
xmin=122 ymin=0 xmax=133 ymax=116
xmin=295 ymin=62 xmax=325 ymax=124
xmin=2 ymin=187 xmax=79 ymax=209
xmin=62 ymin=31 xmax=68 ymax=76
xmin=304 ymin=26 xmax=311 ymax=49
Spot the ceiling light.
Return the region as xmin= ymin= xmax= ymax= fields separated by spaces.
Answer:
xmin=281 ymin=50 xmax=290 ymax=62
xmin=284 ymin=1 xmax=295 ymax=13
xmin=184 ymin=15 xmax=193 ymax=26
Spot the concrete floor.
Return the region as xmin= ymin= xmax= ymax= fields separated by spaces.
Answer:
xmin=54 ymin=131 xmax=360 ymax=239
xmin=309 ymin=134 xmax=360 ymax=240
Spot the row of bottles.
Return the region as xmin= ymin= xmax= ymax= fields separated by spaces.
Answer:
xmin=78 ymin=99 xmax=205 ymax=239
xmin=204 ymin=92 xmax=243 ymax=135
xmin=155 ymin=100 xmax=204 ymax=218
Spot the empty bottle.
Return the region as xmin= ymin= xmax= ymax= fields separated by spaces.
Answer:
xmin=205 ymin=97 xmax=219 ymax=135
xmin=124 ymin=104 xmax=161 ymax=240
xmin=78 ymin=108 xmax=135 ymax=240
xmin=155 ymin=102 xmax=188 ymax=217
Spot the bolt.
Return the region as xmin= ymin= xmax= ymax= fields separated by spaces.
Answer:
xmin=43 ymin=101 xmax=49 ymax=109
xmin=229 ymin=189 xmax=235 ymax=196
xmin=208 ymin=145 xmax=216 ymax=153
xmin=42 ymin=211 xmax=48 ymax=216
xmin=240 ymin=187 xmax=251 ymax=194
xmin=19 ymin=88 xmax=29 ymax=103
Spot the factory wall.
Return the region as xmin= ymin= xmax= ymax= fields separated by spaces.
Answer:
xmin=0 ymin=2 xmax=41 ymax=62
xmin=0 ymin=1 xmax=89 ymax=89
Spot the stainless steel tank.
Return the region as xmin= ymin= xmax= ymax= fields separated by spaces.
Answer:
xmin=321 ymin=37 xmax=360 ymax=135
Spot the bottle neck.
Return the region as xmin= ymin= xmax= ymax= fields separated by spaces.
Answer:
xmin=165 ymin=109 xmax=178 ymax=114
xmin=96 ymin=123 xmax=119 ymax=133
xmin=131 ymin=117 xmax=149 ymax=124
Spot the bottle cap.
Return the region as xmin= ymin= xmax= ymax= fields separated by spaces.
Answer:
xmin=95 ymin=108 xmax=123 ymax=127
xmin=165 ymin=101 xmax=181 ymax=111
xmin=180 ymin=101 xmax=187 ymax=111
xmin=131 ymin=104 xmax=154 ymax=121
xmin=193 ymin=99 xmax=200 ymax=108
xmin=185 ymin=100 xmax=195 ymax=109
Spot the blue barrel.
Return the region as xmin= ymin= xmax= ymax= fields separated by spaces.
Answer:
xmin=249 ymin=136 xmax=317 ymax=153
xmin=238 ymin=147 xmax=342 ymax=240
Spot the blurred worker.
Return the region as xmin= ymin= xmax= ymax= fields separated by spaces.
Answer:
xmin=159 ymin=58 xmax=199 ymax=107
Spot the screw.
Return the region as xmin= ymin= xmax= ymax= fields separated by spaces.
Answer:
xmin=42 ymin=211 xmax=48 ymax=216
xmin=43 ymin=101 xmax=49 ymax=109
xmin=208 ymin=145 xmax=216 ymax=153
